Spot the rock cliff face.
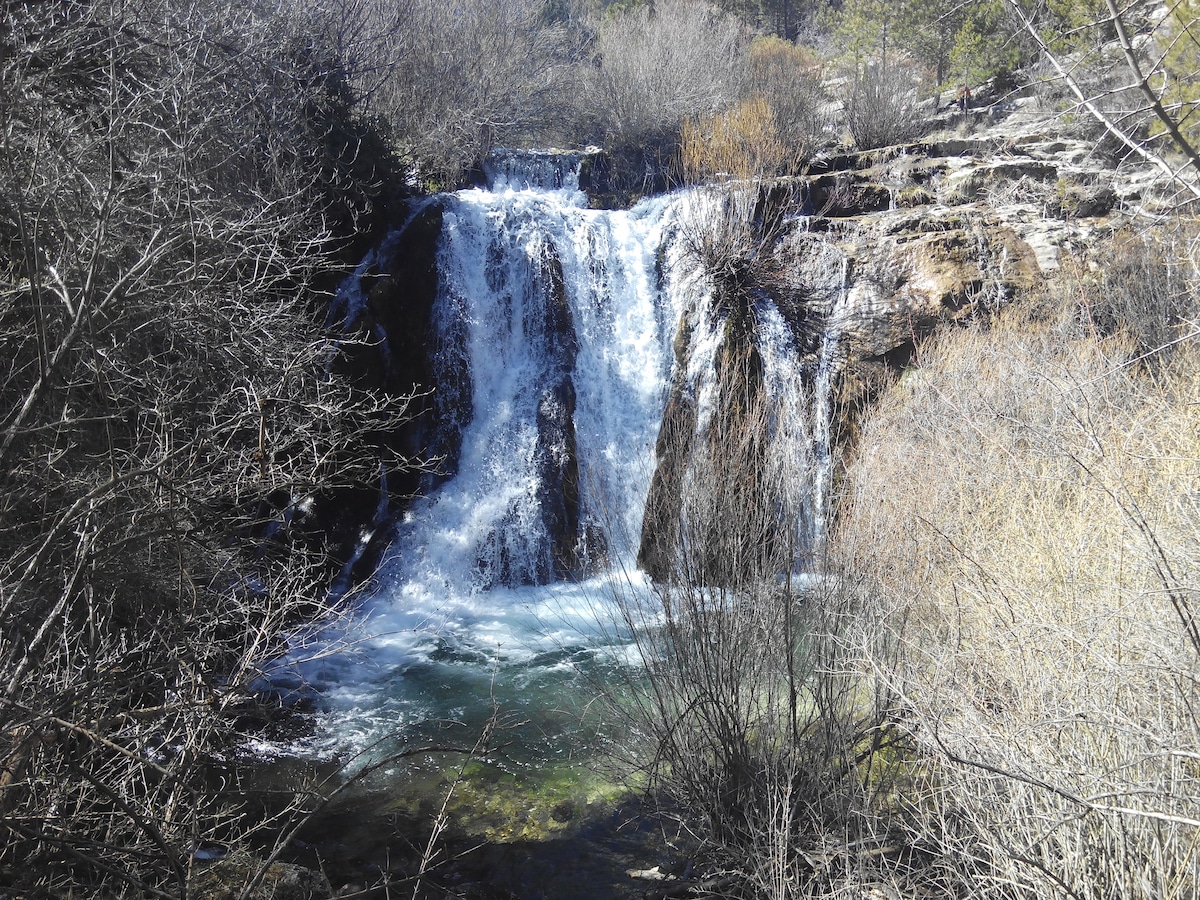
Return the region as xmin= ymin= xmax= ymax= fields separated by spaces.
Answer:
xmin=635 ymin=94 xmax=1164 ymax=572
xmin=753 ymin=93 xmax=1160 ymax=411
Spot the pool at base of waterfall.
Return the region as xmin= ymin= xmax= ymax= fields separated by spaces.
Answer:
xmin=239 ymin=147 xmax=835 ymax=897
xmin=235 ymin=662 xmax=679 ymax=899
xmin=242 ymin=573 xmax=667 ymax=894
xmin=248 ymin=572 xmax=649 ymax=766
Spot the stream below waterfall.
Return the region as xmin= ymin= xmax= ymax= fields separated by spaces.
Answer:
xmin=249 ymin=152 xmax=837 ymax=895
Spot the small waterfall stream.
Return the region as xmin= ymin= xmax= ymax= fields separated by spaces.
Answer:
xmin=257 ymin=154 xmax=843 ymax=790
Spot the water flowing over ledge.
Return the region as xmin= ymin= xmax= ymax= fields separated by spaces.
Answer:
xmin=256 ymin=155 xmax=836 ymax=769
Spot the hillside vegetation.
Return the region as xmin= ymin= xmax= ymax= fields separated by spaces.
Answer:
xmin=831 ymin=239 xmax=1200 ymax=897
xmin=5 ymin=0 xmax=1200 ymax=897
xmin=0 ymin=1 xmax=414 ymax=895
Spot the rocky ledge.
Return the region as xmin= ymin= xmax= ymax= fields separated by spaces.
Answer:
xmin=759 ymin=91 xmax=1175 ymax=393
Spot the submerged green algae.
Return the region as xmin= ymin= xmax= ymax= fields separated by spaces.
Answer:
xmin=435 ymin=759 xmax=636 ymax=842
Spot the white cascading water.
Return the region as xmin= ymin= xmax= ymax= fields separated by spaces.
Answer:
xmin=259 ymin=155 xmax=712 ymax=761
xmin=257 ymin=155 xmax=838 ymax=764
xmin=807 ymin=256 xmax=852 ymax=551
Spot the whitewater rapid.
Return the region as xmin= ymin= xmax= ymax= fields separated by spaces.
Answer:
xmin=255 ymin=161 xmax=833 ymax=766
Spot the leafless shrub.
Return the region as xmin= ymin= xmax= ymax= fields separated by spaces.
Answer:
xmin=1081 ymin=227 xmax=1199 ymax=362
xmin=746 ymin=36 xmax=830 ymax=164
xmin=681 ymin=98 xmax=794 ymax=183
xmin=1003 ymin=0 xmax=1200 ymax=202
xmin=834 ymin=243 xmax=1200 ymax=898
xmin=611 ymin=343 xmax=906 ymax=898
xmin=1031 ymin=46 xmax=1151 ymax=161
xmin=0 ymin=1 xmax=419 ymax=894
xmin=367 ymin=0 xmax=586 ymax=188
xmin=676 ymin=185 xmax=764 ymax=288
xmin=586 ymin=0 xmax=748 ymax=189
xmin=841 ymin=56 xmax=930 ymax=150
xmin=673 ymin=175 xmax=809 ymax=312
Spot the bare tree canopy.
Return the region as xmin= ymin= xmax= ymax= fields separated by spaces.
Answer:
xmin=364 ymin=0 xmax=587 ymax=187
xmin=0 ymin=0 xmax=418 ymax=893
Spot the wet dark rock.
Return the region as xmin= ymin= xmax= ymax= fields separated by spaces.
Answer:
xmin=551 ymin=800 xmax=575 ymax=823
xmin=529 ymin=239 xmax=578 ymax=367
xmin=807 ymin=173 xmax=896 ymax=216
xmin=638 ymin=376 xmax=698 ymax=582
xmin=268 ymin=201 xmax=449 ymax=594
xmin=536 ymin=377 xmax=582 ymax=581
xmin=362 ymin=203 xmax=456 ymax=491
xmin=577 ymin=521 xmax=610 ymax=575
xmin=582 ymin=142 xmax=675 ymax=209
xmin=463 ymin=231 xmax=589 ymax=589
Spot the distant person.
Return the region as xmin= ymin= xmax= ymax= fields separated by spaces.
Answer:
xmin=956 ymin=84 xmax=973 ymax=113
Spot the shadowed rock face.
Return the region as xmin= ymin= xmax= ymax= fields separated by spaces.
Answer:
xmin=278 ymin=202 xmax=446 ymax=588
xmin=337 ymin=202 xmax=450 ymax=495
xmin=637 ymin=344 xmax=698 ymax=582
xmin=530 ymin=239 xmax=583 ymax=582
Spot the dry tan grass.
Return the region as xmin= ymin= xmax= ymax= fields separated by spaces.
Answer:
xmin=681 ymin=97 xmax=796 ymax=183
xmin=833 ymin=245 xmax=1200 ymax=898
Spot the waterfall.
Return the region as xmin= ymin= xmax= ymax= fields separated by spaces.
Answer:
xmin=255 ymin=156 xmax=705 ymax=760
xmin=808 ymin=257 xmax=851 ymax=550
xmin=255 ymin=158 xmax=842 ymax=763
xmin=422 ymin=172 xmax=679 ymax=590
xmin=480 ymin=147 xmax=596 ymax=193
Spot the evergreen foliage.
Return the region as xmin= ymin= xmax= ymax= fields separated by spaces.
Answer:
xmin=829 ymin=0 xmax=1021 ymax=92
xmin=1155 ymin=0 xmax=1200 ymax=145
